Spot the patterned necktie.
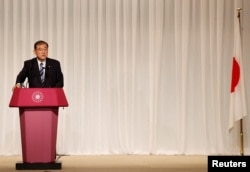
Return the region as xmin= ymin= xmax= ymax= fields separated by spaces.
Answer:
xmin=39 ymin=63 xmax=45 ymax=84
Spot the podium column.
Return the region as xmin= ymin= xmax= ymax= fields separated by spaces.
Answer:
xmin=9 ymin=88 xmax=68 ymax=170
xmin=16 ymin=107 xmax=61 ymax=170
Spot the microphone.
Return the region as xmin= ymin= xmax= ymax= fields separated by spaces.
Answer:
xmin=25 ymin=80 xmax=29 ymax=88
xmin=21 ymin=79 xmax=29 ymax=88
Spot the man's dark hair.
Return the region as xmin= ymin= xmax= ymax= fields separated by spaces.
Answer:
xmin=34 ymin=40 xmax=49 ymax=49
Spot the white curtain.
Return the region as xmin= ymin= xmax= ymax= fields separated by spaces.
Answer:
xmin=0 ymin=0 xmax=250 ymax=155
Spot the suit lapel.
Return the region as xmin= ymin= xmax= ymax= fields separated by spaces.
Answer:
xmin=32 ymin=58 xmax=40 ymax=77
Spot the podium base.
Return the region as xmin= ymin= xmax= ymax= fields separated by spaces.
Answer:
xmin=16 ymin=161 xmax=61 ymax=170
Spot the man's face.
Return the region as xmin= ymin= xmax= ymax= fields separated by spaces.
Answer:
xmin=34 ymin=44 xmax=48 ymax=61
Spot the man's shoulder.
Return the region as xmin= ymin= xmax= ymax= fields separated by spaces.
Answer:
xmin=24 ymin=58 xmax=37 ymax=64
xmin=46 ymin=57 xmax=60 ymax=64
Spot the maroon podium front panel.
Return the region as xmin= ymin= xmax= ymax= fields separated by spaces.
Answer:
xmin=19 ymin=107 xmax=58 ymax=163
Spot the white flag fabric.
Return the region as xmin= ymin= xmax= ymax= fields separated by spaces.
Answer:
xmin=229 ymin=13 xmax=248 ymax=131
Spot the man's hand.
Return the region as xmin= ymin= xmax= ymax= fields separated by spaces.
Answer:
xmin=12 ymin=83 xmax=21 ymax=91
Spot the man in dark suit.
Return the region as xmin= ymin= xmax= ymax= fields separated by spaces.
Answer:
xmin=12 ymin=40 xmax=64 ymax=90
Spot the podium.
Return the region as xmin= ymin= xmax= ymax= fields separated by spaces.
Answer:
xmin=9 ymin=88 xmax=68 ymax=170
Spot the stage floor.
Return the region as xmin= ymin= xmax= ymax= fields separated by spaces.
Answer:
xmin=0 ymin=155 xmax=207 ymax=172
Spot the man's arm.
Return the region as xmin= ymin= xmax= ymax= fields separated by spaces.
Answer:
xmin=12 ymin=61 xmax=29 ymax=91
xmin=55 ymin=62 xmax=64 ymax=88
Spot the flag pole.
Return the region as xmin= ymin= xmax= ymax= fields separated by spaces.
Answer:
xmin=240 ymin=119 xmax=244 ymax=155
xmin=237 ymin=8 xmax=244 ymax=156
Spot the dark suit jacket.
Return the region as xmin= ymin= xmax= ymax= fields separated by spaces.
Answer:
xmin=16 ymin=57 xmax=64 ymax=88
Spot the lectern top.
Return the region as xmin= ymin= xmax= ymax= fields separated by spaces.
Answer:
xmin=9 ymin=88 xmax=69 ymax=107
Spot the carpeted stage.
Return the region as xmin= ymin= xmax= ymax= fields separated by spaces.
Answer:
xmin=0 ymin=155 xmax=207 ymax=172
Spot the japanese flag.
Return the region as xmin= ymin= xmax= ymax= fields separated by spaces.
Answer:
xmin=229 ymin=13 xmax=248 ymax=131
